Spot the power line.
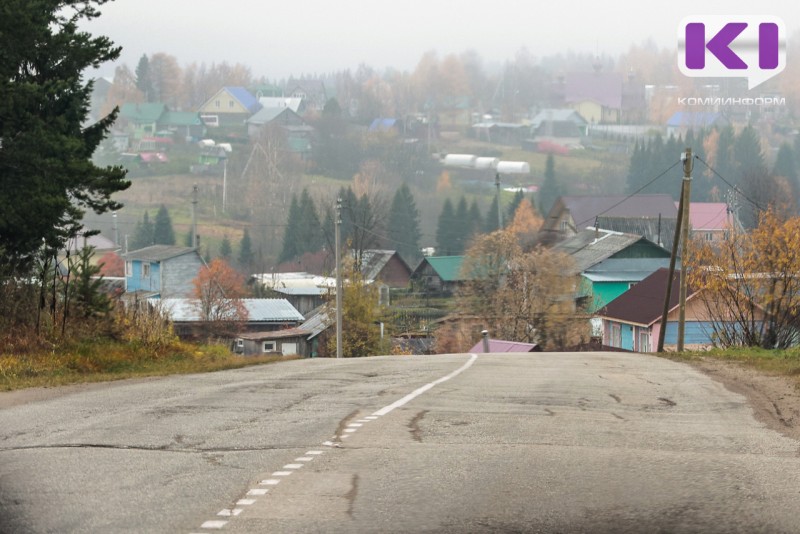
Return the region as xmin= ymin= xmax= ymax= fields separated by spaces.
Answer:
xmin=693 ymin=155 xmax=766 ymax=213
xmin=575 ymin=159 xmax=682 ymax=229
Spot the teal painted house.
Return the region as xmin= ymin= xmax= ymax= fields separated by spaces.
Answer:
xmin=581 ymin=257 xmax=677 ymax=313
xmin=553 ymin=228 xmax=671 ymax=312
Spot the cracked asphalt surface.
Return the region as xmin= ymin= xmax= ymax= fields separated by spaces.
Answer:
xmin=1 ymin=352 xmax=799 ymax=533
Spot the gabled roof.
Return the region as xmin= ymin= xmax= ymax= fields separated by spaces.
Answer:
xmin=286 ymin=78 xmax=327 ymax=98
xmin=686 ymin=202 xmax=732 ymax=231
xmin=159 ymin=111 xmax=203 ymax=127
xmin=360 ymin=250 xmax=409 ymax=282
xmin=666 ymin=111 xmax=726 ymax=128
xmin=247 ymin=106 xmax=301 ymax=125
xmin=597 ymin=268 xmax=696 ymax=327
xmin=565 ymin=71 xmax=623 ymax=109
xmin=530 ymin=109 xmax=588 ymax=129
xmin=552 ymin=229 xmax=665 ymax=273
xmin=157 ymin=298 xmax=304 ymax=323
xmin=549 ymin=194 xmax=678 ymax=231
xmin=582 ymin=258 xmax=675 ymax=283
xmin=224 ymin=86 xmax=260 ymax=113
xmin=258 ymin=97 xmax=303 ymax=113
xmin=237 ymin=307 xmax=333 ymax=341
xmin=124 ymin=245 xmax=198 ymax=262
xmin=416 ymin=256 xmax=465 ymax=282
xmin=595 ymin=215 xmax=677 ymax=247
xmin=119 ymin=103 xmax=167 ymax=123
xmin=468 ymin=339 xmax=540 ymax=353
xmin=368 ymin=118 xmax=399 ymax=132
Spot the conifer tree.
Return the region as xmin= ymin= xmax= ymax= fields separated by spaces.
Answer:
xmin=436 ymin=199 xmax=457 ymax=256
xmin=297 ymin=188 xmax=322 ymax=253
xmin=153 ymin=205 xmax=176 ymax=245
xmin=453 ymin=196 xmax=471 ymax=254
xmin=0 ymin=0 xmax=130 ymax=273
xmin=278 ymin=194 xmax=301 ymax=263
xmin=539 ymin=153 xmax=562 ymax=215
xmin=238 ymin=229 xmax=254 ymax=271
xmin=387 ymin=184 xmax=422 ymax=262
xmin=131 ymin=211 xmax=154 ymax=250
xmin=219 ymin=235 xmax=232 ymax=260
xmin=484 ymin=196 xmax=501 ymax=233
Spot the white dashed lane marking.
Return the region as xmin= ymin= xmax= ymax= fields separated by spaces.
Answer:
xmin=191 ymin=355 xmax=478 ymax=532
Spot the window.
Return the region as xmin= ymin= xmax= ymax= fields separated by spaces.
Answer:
xmin=228 ymin=100 xmax=234 ymax=108
xmin=610 ymin=324 xmax=621 ymax=347
xmin=559 ymin=220 xmax=568 ymax=232
xmin=705 ymin=232 xmax=714 ymax=241
xmin=262 ymin=341 xmax=276 ymax=353
xmin=638 ymin=331 xmax=650 ymax=352
xmin=215 ymin=100 xmax=220 ymax=108
xmin=125 ymin=261 xmax=132 ymax=277
xmin=141 ymin=262 xmax=150 ymax=278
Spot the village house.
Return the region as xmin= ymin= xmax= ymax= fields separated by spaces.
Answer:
xmin=123 ymin=245 xmax=204 ymax=299
xmin=158 ymin=298 xmax=304 ymax=340
xmin=552 ymin=228 xmax=671 ymax=314
xmin=412 ymin=256 xmax=467 ymax=295
xmin=595 ymin=268 xmax=765 ymax=352
xmin=198 ymin=86 xmax=261 ymax=127
xmin=234 ymin=307 xmax=333 ymax=357
xmin=541 ymin=194 xmax=679 ymax=244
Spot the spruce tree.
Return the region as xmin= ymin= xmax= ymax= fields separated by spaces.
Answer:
xmin=436 ymin=199 xmax=457 ymax=256
xmin=539 ymin=153 xmax=561 ymax=215
xmin=484 ymin=196 xmax=501 ymax=233
xmin=131 ymin=211 xmax=154 ymax=250
xmin=0 ymin=0 xmax=130 ymax=272
xmin=453 ymin=196 xmax=471 ymax=255
xmin=278 ymin=194 xmax=301 ymax=263
xmin=468 ymin=200 xmax=483 ymax=239
xmin=219 ymin=235 xmax=232 ymax=260
xmin=506 ymin=190 xmax=525 ymax=223
xmin=387 ymin=184 xmax=422 ymax=262
xmin=153 ymin=205 xmax=176 ymax=245
xmin=774 ymin=143 xmax=800 ymax=210
xmin=135 ymin=54 xmax=154 ymax=102
xmin=297 ymin=189 xmax=322 ymax=254
xmin=238 ymin=229 xmax=255 ymax=270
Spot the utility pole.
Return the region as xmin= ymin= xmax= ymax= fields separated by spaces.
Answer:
xmin=335 ymin=196 xmax=343 ymax=359
xmin=677 ymin=148 xmax=693 ymax=352
xmin=191 ymin=184 xmax=198 ymax=249
xmin=112 ymin=211 xmax=119 ymax=249
xmin=495 ymin=173 xmax=503 ymax=230
xmin=222 ymin=158 xmax=228 ymax=213
xmin=657 ymin=149 xmax=691 ymax=352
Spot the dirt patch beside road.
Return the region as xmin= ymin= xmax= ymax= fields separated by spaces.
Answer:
xmin=682 ymin=356 xmax=800 ymax=442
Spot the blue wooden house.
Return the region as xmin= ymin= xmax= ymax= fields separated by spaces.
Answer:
xmin=124 ymin=245 xmax=203 ymax=298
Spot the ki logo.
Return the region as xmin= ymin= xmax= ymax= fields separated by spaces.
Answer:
xmin=678 ymin=16 xmax=786 ymax=89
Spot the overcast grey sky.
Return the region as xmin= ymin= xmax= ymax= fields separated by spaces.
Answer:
xmin=85 ymin=0 xmax=800 ymax=79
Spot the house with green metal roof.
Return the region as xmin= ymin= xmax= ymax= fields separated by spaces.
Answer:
xmin=158 ymin=110 xmax=206 ymax=141
xmin=412 ymin=256 xmax=466 ymax=295
xmin=118 ymin=102 xmax=168 ymax=140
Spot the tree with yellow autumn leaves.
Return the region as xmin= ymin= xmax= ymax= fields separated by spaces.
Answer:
xmin=687 ymin=209 xmax=800 ymax=349
xmin=436 ymin=200 xmax=588 ymax=352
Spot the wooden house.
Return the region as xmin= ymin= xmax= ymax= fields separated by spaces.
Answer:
xmin=123 ymin=245 xmax=203 ymax=299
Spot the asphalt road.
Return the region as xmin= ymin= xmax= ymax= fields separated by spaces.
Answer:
xmin=1 ymin=352 xmax=799 ymax=533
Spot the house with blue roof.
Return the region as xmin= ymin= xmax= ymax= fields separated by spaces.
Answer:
xmin=198 ymin=86 xmax=261 ymax=127
xmin=666 ymin=111 xmax=728 ymax=137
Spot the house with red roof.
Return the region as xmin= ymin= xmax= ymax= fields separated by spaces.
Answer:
xmin=596 ymin=268 xmax=765 ymax=352
xmin=541 ymin=194 xmax=678 ymax=244
xmin=685 ymin=202 xmax=741 ymax=243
